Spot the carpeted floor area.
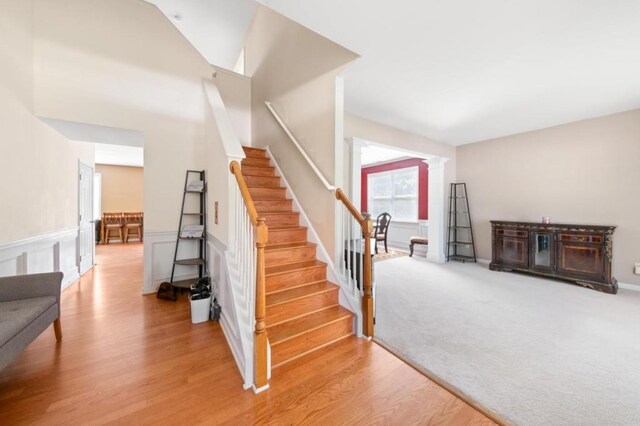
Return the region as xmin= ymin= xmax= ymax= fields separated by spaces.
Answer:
xmin=374 ymin=256 xmax=640 ymax=425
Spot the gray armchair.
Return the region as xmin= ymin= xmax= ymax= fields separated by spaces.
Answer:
xmin=0 ymin=272 xmax=63 ymax=371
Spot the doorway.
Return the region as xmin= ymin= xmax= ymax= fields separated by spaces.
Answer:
xmin=348 ymin=137 xmax=449 ymax=261
xmin=78 ymin=161 xmax=95 ymax=275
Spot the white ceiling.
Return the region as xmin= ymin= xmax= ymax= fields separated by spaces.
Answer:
xmin=144 ymin=0 xmax=257 ymax=70
xmin=94 ymin=143 xmax=144 ymax=168
xmin=258 ymin=0 xmax=640 ymax=145
xmin=361 ymin=145 xmax=409 ymax=167
xmin=142 ymin=1 xmax=640 ymax=145
xmin=40 ymin=117 xmax=144 ymax=147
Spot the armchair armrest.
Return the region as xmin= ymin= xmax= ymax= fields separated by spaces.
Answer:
xmin=0 ymin=272 xmax=63 ymax=304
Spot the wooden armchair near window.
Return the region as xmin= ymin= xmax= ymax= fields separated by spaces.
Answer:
xmin=373 ymin=212 xmax=392 ymax=254
xmin=102 ymin=213 xmax=124 ymax=244
xmin=123 ymin=212 xmax=143 ymax=243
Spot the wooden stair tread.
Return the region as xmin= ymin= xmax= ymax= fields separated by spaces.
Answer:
xmin=240 ymin=164 xmax=274 ymax=170
xmin=266 ymin=259 xmax=325 ymax=276
xmin=266 ymin=280 xmax=336 ymax=303
xmin=269 ymin=225 xmax=307 ymax=231
xmin=241 ymin=157 xmax=271 ymax=167
xmin=247 ymin=184 xmax=285 ymax=189
xmin=268 ymin=305 xmax=353 ymax=345
xmin=262 ymin=211 xmax=299 ymax=216
xmin=241 ymin=168 xmax=276 ymax=177
xmin=265 ymin=241 xmax=315 ymax=252
xmin=271 ymin=334 xmax=353 ymax=369
xmin=245 ymin=176 xmax=280 ymax=182
xmin=254 ymin=200 xmax=294 ymax=214
xmin=242 ymin=146 xmax=266 ymax=158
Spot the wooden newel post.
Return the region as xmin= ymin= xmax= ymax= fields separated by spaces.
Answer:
xmin=254 ymin=218 xmax=269 ymax=390
xmin=361 ymin=213 xmax=374 ymax=338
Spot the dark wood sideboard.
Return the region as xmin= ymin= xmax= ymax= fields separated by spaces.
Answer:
xmin=489 ymin=221 xmax=617 ymax=294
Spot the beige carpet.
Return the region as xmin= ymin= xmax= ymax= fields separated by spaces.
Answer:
xmin=374 ymin=256 xmax=640 ymax=425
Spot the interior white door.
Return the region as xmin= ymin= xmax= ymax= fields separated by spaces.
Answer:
xmin=79 ymin=162 xmax=94 ymax=275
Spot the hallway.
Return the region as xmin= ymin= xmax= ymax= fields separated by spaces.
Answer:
xmin=0 ymin=244 xmax=494 ymax=424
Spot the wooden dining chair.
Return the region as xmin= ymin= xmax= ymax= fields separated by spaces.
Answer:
xmin=102 ymin=213 xmax=124 ymax=244
xmin=123 ymin=212 xmax=143 ymax=243
xmin=373 ymin=212 xmax=392 ymax=254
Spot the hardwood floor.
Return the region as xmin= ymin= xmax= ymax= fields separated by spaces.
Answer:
xmin=0 ymin=243 xmax=495 ymax=425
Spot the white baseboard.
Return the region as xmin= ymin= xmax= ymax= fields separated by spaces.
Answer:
xmin=0 ymin=228 xmax=80 ymax=289
xmin=62 ymin=271 xmax=81 ymax=291
xmin=618 ymin=282 xmax=640 ymax=292
xmin=253 ymin=384 xmax=270 ymax=394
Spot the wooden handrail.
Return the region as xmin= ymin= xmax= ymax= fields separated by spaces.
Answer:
xmin=229 ymin=161 xmax=259 ymax=225
xmin=229 ymin=160 xmax=269 ymax=391
xmin=335 ymin=188 xmax=365 ymax=227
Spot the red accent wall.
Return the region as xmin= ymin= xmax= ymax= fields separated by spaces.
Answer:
xmin=361 ymin=158 xmax=429 ymax=220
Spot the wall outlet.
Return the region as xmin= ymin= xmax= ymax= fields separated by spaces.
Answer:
xmin=635 ymin=263 xmax=640 ymax=275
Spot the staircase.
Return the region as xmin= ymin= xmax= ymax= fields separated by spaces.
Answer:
xmin=241 ymin=146 xmax=354 ymax=368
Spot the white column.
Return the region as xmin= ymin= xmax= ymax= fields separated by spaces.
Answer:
xmin=349 ymin=137 xmax=364 ymax=210
xmin=334 ymin=75 xmax=345 ymax=268
xmin=425 ymin=157 xmax=449 ymax=263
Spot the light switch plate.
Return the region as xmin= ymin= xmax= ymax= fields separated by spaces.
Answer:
xmin=635 ymin=263 xmax=640 ymax=275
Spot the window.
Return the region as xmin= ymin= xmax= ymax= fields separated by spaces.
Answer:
xmin=367 ymin=166 xmax=418 ymax=222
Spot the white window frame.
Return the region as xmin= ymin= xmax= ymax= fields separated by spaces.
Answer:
xmin=367 ymin=166 xmax=419 ymax=222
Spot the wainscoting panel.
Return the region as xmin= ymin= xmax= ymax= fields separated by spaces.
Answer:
xmin=27 ymin=244 xmax=56 ymax=275
xmin=0 ymin=255 xmax=22 ymax=277
xmin=386 ymin=221 xmax=429 ymax=256
xmin=143 ymin=231 xmax=199 ymax=294
xmin=0 ymin=228 xmax=80 ymax=289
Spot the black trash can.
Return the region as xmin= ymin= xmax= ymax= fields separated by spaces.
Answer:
xmin=95 ymin=219 xmax=102 ymax=244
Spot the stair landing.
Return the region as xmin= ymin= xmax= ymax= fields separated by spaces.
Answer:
xmin=241 ymin=146 xmax=354 ymax=369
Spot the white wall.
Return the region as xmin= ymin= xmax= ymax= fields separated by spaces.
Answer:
xmin=245 ymin=5 xmax=359 ymax=256
xmin=344 ymin=113 xmax=456 ymax=187
xmin=0 ymin=0 xmax=94 ymax=287
xmin=31 ymin=0 xmax=251 ymax=292
xmin=457 ymin=109 xmax=640 ymax=286
xmin=33 ymin=0 xmax=211 ymax=234
xmin=204 ymin=72 xmax=251 ymax=248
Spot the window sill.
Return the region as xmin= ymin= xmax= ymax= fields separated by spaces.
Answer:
xmin=390 ymin=220 xmax=420 ymax=225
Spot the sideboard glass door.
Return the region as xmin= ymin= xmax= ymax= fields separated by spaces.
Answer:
xmin=531 ymin=232 xmax=554 ymax=272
